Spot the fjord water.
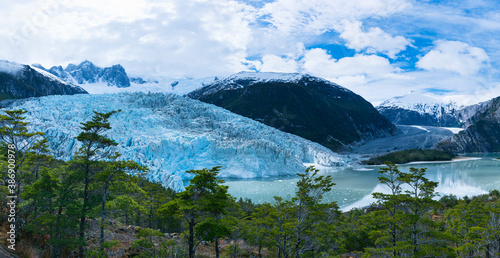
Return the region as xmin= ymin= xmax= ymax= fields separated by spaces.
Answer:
xmin=224 ymin=154 xmax=500 ymax=211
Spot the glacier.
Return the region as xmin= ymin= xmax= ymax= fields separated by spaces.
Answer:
xmin=78 ymin=76 xmax=217 ymax=96
xmin=3 ymin=92 xmax=351 ymax=191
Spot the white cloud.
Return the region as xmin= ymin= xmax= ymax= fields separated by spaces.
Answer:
xmin=0 ymin=0 xmax=256 ymax=78
xmin=416 ymin=40 xmax=489 ymax=76
xmin=340 ymin=21 xmax=411 ymax=58
xmin=260 ymin=0 xmax=411 ymax=34
xmin=302 ymin=48 xmax=397 ymax=82
xmin=361 ymin=70 xmax=496 ymax=105
xmin=260 ymin=55 xmax=298 ymax=73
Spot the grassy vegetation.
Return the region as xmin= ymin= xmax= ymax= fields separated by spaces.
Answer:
xmin=362 ymin=149 xmax=457 ymax=165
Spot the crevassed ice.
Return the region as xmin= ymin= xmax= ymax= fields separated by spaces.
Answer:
xmin=5 ymin=92 xmax=350 ymax=191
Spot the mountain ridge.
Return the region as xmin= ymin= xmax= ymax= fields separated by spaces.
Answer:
xmin=377 ymin=91 xmax=490 ymax=127
xmin=0 ymin=60 xmax=87 ymax=101
xmin=437 ymin=96 xmax=500 ymax=153
xmin=35 ymin=60 xmax=131 ymax=88
xmin=189 ymin=72 xmax=398 ymax=151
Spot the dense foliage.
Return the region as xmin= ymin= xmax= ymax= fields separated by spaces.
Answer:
xmin=362 ymin=149 xmax=457 ymax=165
xmin=1 ymin=109 xmax=499 ymax=257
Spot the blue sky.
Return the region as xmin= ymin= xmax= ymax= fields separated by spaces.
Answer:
xmin=0 ymin=0 xmax=499 ymax=104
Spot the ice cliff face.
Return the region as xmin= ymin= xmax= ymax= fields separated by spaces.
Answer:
xmin=3 ymin=92 xmax=350 ymax=191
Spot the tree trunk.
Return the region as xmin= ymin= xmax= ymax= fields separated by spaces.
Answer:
xmin=392 ymin=227 xmax=396 ymax=257
xmin=136 ymin=209 xmax=141 ymax=226
xmin=15 ymin=180 xmax=21 ymax=240
xmin=215 ymin=237 xmax=220 ymax=258
xmin=78 ymin=164 xmax=90 ymax=258
xmin=51 ymin=205 xmax=64 ymax=258
xmin=295 ymin=228 xmax=301 ymax=258
xmin=189 ymin=219 xmax=195 ymax=258
xmin=100 ymin=186 xmax=108 ymax=250
xmin=149 ymin=197 xmax=153 ymax=229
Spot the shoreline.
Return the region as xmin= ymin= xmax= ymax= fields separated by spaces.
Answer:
xmin=404 ymin=156 xmax=482 ymax=165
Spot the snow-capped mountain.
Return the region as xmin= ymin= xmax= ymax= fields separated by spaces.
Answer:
xmin=378 ymin=91 xmax=458 ymax=115
xmin=189 ymin=72 xmax=398 ymax=152
xmin=2 ymin=92 xmax=350 ymax=191
xmin=377 ymin=91 xmax=464 ymax=127
xmin=33 ymin=60 xmax=217 ymax=95
xmin=377 ymin=91 xmax=492 ymax=128
xmin=189 ymin=72 xmax=310 ymax=97
xmin=35 ymin=61 xmax=131 ymax=88
xmin=0 ymin=60 xmax=87 ymax=101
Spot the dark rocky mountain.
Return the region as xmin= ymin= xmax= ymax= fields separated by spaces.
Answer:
xmin=378 ymin=107 xmax=462 ymax=127
xmin=36 ymin=61 xmax=131 ymax=88
xmin=0 ymin=60 xmax=87 ymax=101
xmin=437 ymin=96 xmax=500 ymax=153
xmin=130 ymin=77 xmax=147 ymax=84
xmin=188 ymin=72 xmax=398 ymax=151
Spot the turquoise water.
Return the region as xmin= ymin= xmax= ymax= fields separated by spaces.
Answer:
xmin=224 ymin=155 xmax=500 ymax=211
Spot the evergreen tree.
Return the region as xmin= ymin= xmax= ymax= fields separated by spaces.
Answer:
xmin=160 ymin=166 xmax=232 ymax=258
xmin=292 ymin=166 xmax=340 ymax=257
xmin=0 ymin=109 xmax=43 ymax=239
xmin=400 ymin=167 xmax=440 ymax=256
xmin=94 ymin=159 xmax=147 ymax=250
xmin=70 ymin=110 xmax=120 ymax=257
xmin=247 ymin=202 xmax=274 ymax=258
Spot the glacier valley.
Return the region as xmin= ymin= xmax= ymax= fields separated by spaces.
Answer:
xmin=3 ymin=92 xmax=351 ymax=191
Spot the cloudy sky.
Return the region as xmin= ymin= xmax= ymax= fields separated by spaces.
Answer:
xmin=0 ymin=0 xmax=499 ymax=104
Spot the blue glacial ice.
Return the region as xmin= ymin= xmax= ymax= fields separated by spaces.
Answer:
xmin=4 ymin=92 xmax=351 ymax=190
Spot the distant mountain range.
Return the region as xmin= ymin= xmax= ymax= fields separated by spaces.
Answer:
xmin=377 ymin=91 xmax=489 ymax=128
xmin=0 ymin=60 xmax=87 ymax=102
xmin=2 ymin=57 xmax=499 ymax=155
xmin=189 ymin=72 xmax=398 ymax=151
xmin=33 ymin=60 xmax=131 ymax=88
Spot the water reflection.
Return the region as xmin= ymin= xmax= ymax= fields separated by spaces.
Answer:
xmin=223 ymin=155 xmax=500 ymax=211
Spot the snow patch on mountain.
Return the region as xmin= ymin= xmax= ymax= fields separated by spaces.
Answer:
xmin=441 ymin=127 xmax=464 ymax=134
xmin=190 ymin=71 xmax=348 ymax=98
xmin=77 ymin=76 xmax=217 ymax=95
xmin=3 ymin=92 xmax=350 ymax=191
xmin=411 ymin=125 xmax=430 ymax=133
xmin=29 ymin=65 xmax=79 ymax=87
xmin=228 ymin=71 xmax=305 ymax=82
